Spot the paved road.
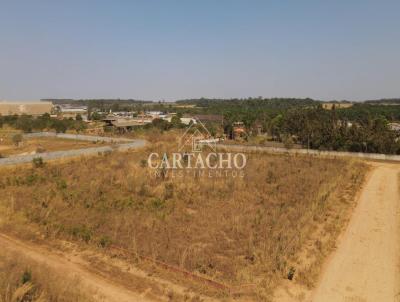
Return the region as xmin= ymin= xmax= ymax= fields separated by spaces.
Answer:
xmin=0 ymin=132 xmax=146 ymax=166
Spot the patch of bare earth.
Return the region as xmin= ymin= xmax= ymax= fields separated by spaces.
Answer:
xmin=274 ymin=162 xmax=400 ymax=302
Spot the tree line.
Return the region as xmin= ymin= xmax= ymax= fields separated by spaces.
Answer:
xmin=0 ymin=114 xmax=86 ymax=133
xmin=276 ymin=105 xmax=400 ymax=154
xmin=175 ymin=99 xmax=400 ymax=154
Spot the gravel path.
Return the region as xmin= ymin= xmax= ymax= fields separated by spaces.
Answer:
xmin=0 ymin=132 xmax=146 ymax=166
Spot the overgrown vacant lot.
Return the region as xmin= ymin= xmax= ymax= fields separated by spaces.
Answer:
xmin=0 ymin=137 xmax=107 ymax=157
xmin=0 ymin=133 xmax=367 ymax=299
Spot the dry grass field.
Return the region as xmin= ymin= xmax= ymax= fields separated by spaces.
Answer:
xmin=0 ymin=131 xmax=367 ymax=301
xmin=0 ymin=248 xmax=94 ymax=302
xmin=0 ymin=137 xmax=107 ymax=157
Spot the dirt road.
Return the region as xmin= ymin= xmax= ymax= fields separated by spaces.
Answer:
xmin=311 ymin=163 xmax=400 ymax=302
xmin=0 ymin=132 xmax=146 ymax=166
xmin=0 ymin=233 xmax=151 ymax=302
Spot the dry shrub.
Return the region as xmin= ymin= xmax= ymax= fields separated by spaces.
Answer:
xmin=0 ymin=249 xmax=95 ymax=302
xmin=0 ymin=133 xmax=367 ymax=298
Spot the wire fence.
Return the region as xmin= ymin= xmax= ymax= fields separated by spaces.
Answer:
xmin=109 ymin=244 xmax=257 ymax=296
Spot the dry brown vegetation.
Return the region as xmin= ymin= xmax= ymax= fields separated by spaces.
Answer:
xmin=0 ymin=249 xmax=94 ymax=302
xmin=0 ymin=137 xmax=107 ymax=157
xmin=0 ymin=131 xmax=367 ymax=300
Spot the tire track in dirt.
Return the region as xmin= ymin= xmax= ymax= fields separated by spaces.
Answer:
xmin=0 ymin=233 xmax=151 ymax=302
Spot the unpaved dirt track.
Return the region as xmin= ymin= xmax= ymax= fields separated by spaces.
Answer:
xmin=0 ymin=234 xmax=151 ymax=302
xmin=311 ymin=163 xmax=400 ymax=302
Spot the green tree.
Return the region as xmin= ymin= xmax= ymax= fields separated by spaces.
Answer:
xmin=15 ymin=115 xmax=33 ymax=133
xmin=152 ymin=118 xmax=171 ymax=131
xmin=12 ymin=133 xmax=23 ymax=146
xmin=170 ymin=116 xmax=182 ymax=128
xmin=52 ymin=120 xmax=68 ymax=133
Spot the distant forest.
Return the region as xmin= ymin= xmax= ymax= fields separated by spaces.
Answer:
xmin=173 ymin=97 xmax=400 ymax=122
xmin=364 ymin=98 xmax=400 ymax=104
xmin=174 ymin=98 xmax=400 ymax=154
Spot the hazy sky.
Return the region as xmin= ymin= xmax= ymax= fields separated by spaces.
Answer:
xmin=0 ymin=1 xmax=399 ymax=101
